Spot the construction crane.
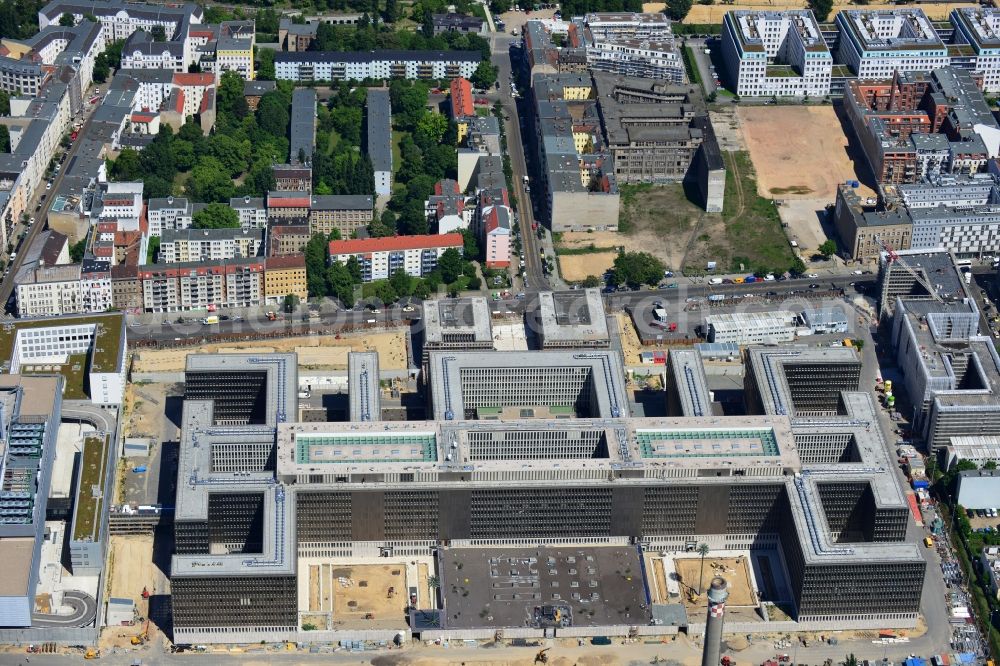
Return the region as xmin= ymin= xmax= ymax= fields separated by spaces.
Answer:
xmin=535 ymin=648 xmax=551 ymax=664
xmin=130 ymin=618 xmax=150 ymax=645
xmin=874 ymin=235 xmax=943 ymax=304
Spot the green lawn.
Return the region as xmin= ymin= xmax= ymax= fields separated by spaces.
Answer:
xmin=723 ymin=151 xmax=797 ymax=274
xmin=73 ymin=434 xmax=110 ymax=542
xmin=391 ymin=130 xmax=410 ymax=176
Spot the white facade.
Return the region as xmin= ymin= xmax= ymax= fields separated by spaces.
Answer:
xmin=6 ymin=316 xmax=127 ymax=405
xmin=230 ymin=197 xmax=267 ymax=228
xmin=80 ymin=274 xmax=114 ymax=312
xmin=147 ymin=197 xmax=193 ymax=236
xmin=16 ymin=274 xmax=81 ymax=317
xmin=328 ymin=236 xmax=463 ymax=282
xmin=705 ymin=311 xmax=798 ymax=345
xmin=950 ymin=8 xmax=1000 ymax=93
xmin=836 ymin=9 xmax=949 ymax=79
xmin=159 ymin=230 xmax=262 ymax=263
xmin=274 ymin=52 xmax=479 ymax=82
xmin=721 ymin=10 xmax=832 ymax=98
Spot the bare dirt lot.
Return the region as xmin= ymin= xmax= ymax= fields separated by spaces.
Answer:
xmin=737 ymin=105 xmax=878 ymax=259
xmin=616 ymin=313 xmax=645 ymax=365
xmin=331 ymin=564 xmax=406 ymax=620
xmin=101 ymin=535 xmax=169 ymax=649
xmin=133 ymin=330 xmax=409 ymax=373
xmin=557 ymin=249 xmax=620 ymax=282
xmin=737 ymin=105 xmax=874 ymax=202
xmin=674 ymin=555 xmax=758 ymax=609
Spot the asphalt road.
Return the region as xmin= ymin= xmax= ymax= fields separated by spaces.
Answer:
xmin=30 ymin=590 xmax=97 ymax=628
xmin=489 ymin=34 xmax=548 ymax=291
xmin=0 ymin=92 xmax=101 ymax=310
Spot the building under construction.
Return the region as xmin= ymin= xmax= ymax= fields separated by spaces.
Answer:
xmin=170 ymin=345 xmax=925 ymax=642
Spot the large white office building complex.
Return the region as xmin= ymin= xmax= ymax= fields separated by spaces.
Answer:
xmin=836 ymin=9 xmax=949 ymax=79
xmin=720 ymin=10 xmax=832 ymax=98
xmin=950 ymin=7 xmax=1000 ymax=93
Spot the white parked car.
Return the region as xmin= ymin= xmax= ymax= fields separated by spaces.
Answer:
xmin=807 ymin=273 xmax=818 ymax=278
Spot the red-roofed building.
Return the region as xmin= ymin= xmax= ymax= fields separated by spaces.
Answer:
xmin=450 ymin=77 xmax=474 ymax=119
xmin=328 ymin=233 xmax=464 ymax=282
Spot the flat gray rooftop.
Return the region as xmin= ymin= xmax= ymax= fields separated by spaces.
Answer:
xmin=437 ymin=545 xmax=651 ymax=629
xmin=535 ymin=290 xmax=610 ymax=347
xmin=422 ymin=297 xmax=493 ymax=345
xmin=347 ymin=352 xmax=380 ymax=422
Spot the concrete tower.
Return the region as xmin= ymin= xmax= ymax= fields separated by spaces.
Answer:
xmin=701 ymin=576 xmax=729 ymax=666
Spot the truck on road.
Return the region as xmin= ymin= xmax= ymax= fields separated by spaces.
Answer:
xmin=201 ymin=315 xmax=219 ymax=325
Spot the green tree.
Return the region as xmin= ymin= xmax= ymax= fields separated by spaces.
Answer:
xmin=143 ymin=175 xmax=172 ymax=199
xmin=370 ymin=210 xmax=396 ymax=237
xmin=665 ymin=0 xmax=692 ymax=20
xmin=438 ymin=248 xmax=463 ymax=283
xmin=0 ymin=90 xmax=9 ymax=116
xmin=256 ymin=47 xmax=275 ymax=81
xmin=59 ymin=12 xmax=75 ymax=26
xmin=305 ymin=233 xmax=329 ymax=297
xmin=383 ymin=0 xmax=399 ymax=23
xmin=697 ymin=542 xmax=710 ymax=594
xmin=842 ymin=655 xmax=859 ymax=666
xmin=612 ymin=251 xmax=665 ymax=289
xmin=111 ymin=148 xmax=143 ymax=181
xmin=984 ymin=461 xmax=998 ymax=470
xmin=389 ymin=268 xmax=414 ymax=297
xmin=209 ymin=133 xmax=252 ymax=177
xmin=192 ymin=202 xmax=240 ymax=228
xmin=146 ymin=236 xmax=160 ymax=263
xmin=69 ymin=238 xmax=87 ymax=263
xmin=582 ymin=275 xmax=602 ymax=288
xmin=257 ymin=90 xmax=290 ymax=138
xmin=0 ymin=125 xmax=8 ymax=153
xmin=104 ymin=39 xmax=125 ymax=70
xmin=326 ymin=261 xmax=357 ymax=306
xmin=415 ymin=112 xmax=449 ymax=146
xmin=151 ymin=25 xmax=166 ymax=41
xmin=217 ymin=71 xmax=249 ymax=120
xmin=92 ymin=53 xmax=109 ymax=83
xmin=189 ymin=157 xmax=235 ymax=202
xmin=819 ymin=238 xmax=837 ymax=258
xmin=172 ymin=139 xmax=196 ymax=171
xmin=283 ymin=293 xmax=300 ymax=313
xmin=808 ymin=0 xmax=833 ymax=22
xmin=790 ymin=257 xmax=806 ymax=276
xmin=471 ymin=60 xmax=498 ymax=90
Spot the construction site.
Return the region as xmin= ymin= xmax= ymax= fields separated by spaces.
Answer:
xmin=298 ymin=559 xmax=431 ymax=631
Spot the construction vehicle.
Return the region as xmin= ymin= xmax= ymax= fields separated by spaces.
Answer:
xmin=141 ymin=586 xmax=150 ymax=599
xmin=387 ymin=586 xmax=395 ymax=599
xmin=130 ymin=618 xmax=150 ymax=645
xmin=687 ymin=588 xmax=700 ymax=603
xmin=85 ymin=648 xmax=100 ymax=659
xmin=535 ymin=648 xmax=551 ymax=664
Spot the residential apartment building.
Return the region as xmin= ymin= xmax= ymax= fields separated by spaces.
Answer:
xmin=147 ymin=196 xmax=194 ymax=236
xmin=480 ymin=203 xmax=511 ymax=268
xmin=273 ymin=164 xmax=311 ymax=191
xmin=836 ymin=9 xmax=949 ymax=79
xmin=267 ymin=191 xmax=311 ymax=224
xmin=568 ymin=13 xmax=683 ymax=82
xmin=720 ymin=10 xmax=832 ymax=97
xmin=38 ymin=0 xmax=202 ymax=47
xmin=327 ymin=234 xmax=463 ymax=281
xmin=111 ymin=263 xmax=142 ymax=311
xmin=274 ymin=50 xmax=480 ymax=82
xmin=278 ymin=18 xmax=318 ymax=51
xmin=268 ymin=225 xmax=311 ymax=256
xmin=158 ymin=227 xmax=264 ymax=263
xmin=139 ymin=258 xmax=265 ymax=311
xmin=121 ymin=29 xmax=185 ymax=71
xmin=367 ymin=88 xmax=393 ymax=197
xmin=264 ymin=255 xmax=308 ymax=304
xmin=902 ymin=174 xmax=1000 ymax=258
xmin=308 ymin=195 xmax=374 ymax=238
xmin=16 ymin=264 xmax=82 ymax=317
xmin=230 ymin=195 xmax=268 ymax=227
xmin=844 ymin=67 xmax=997 ymax=185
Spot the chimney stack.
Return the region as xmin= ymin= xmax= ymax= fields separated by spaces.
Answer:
xmin=701 ymin=576 xmax=729 ymax=666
